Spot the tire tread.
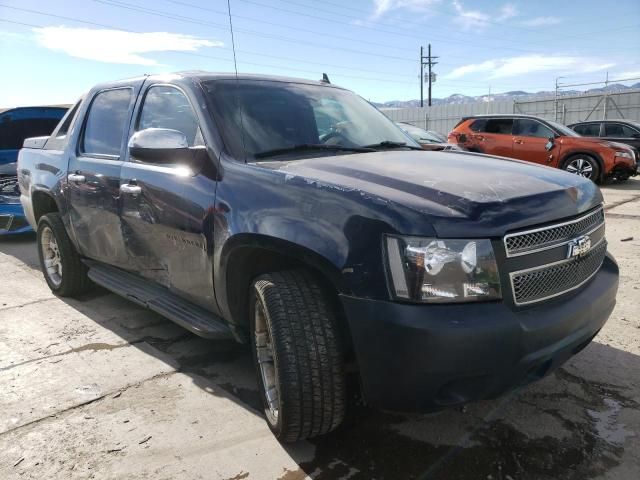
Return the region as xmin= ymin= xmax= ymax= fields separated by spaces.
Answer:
xmin=253 ymin=270 xmax=345 ymax=442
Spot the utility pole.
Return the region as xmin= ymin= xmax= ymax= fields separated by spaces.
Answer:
xmin=603 ymin=71 xmax=609 ymax=120
xmin=420 ymin=46 xmax=424 ymax=108
xmin=419 ymin=44 xmax=438 ymax=107
xmin=554 ymin=76 xmax=566 ymax=122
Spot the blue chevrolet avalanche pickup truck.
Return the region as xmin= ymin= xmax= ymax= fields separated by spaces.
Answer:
xmin=17 ymin=72 xmax=618 ymax=442
xmin=0 ymin=106 xmax=67 ymax=235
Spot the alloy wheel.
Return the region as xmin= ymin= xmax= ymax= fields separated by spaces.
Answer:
xmin=254 ymin=300 xmax=279 ymax=425
xmin=40 ymin=226 xmax=62 ymax=287
xmin=565 ymin=158 xmax=594 ymax=178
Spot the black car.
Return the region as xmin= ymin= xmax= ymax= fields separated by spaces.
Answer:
xmin=569 ymin=119 xmax=640 ymax=151
xmin=18 ymin=72 xmax=618 ymax=442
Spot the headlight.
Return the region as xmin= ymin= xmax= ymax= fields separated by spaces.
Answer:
xmin=614 ymin=151 xmax=633 ymax=159
xmin=384 ymin=236 xmax=501 ymax=303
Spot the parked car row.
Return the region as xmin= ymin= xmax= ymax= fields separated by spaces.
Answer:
xmin=16 ymin=72 xmax=620 ymax=442
xmin=568 ymin=119 xmax=640 ymax=151
xmin=1 ymin=106 xmax=68 ymax=235
xmin=445 ymin=114 xmax=637 ymax=183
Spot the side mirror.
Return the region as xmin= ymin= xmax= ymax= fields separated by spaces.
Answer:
xmin=545 ymin=137 xmax=555 ymax=151
xmin=128 ymin=128 xmax=208 ymax=174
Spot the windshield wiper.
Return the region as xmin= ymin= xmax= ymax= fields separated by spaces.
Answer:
xmin=254 ymin=143 xmax=374 ymax=159
xmin=363 ymin=140 xmax=423 ymax=151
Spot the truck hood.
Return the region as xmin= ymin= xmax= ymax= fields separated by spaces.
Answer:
xmin=257 ymin=150 xmax=602 ymax=237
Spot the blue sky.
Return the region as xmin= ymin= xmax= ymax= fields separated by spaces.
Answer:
xmin=1 ymin=0 xmax=639 ymax=106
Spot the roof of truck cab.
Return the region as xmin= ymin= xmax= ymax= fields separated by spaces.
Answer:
xmin=86 ymin=72 xmax=347 ymax=94
xmin=151 ymin=71 xmax=348 ymax=89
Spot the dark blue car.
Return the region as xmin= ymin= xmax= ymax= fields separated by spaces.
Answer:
xmin=0 ymin=106 xmax=67 ymax=235
xmin=18 ymin=73 xmax=618 ymax=442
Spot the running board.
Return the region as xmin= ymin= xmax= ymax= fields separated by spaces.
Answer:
xmin=85 ymin=262 xmax=232 ymax=340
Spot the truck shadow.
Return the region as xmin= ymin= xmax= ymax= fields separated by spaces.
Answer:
xmin=1 ymin=235 xmax=638 ymax=480
xmin=602 ymin=177 xmax=640 ymax=192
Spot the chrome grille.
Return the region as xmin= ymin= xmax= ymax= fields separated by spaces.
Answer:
xmin=0 ymin=175 xmax=19 ymax=196
xmin=505 ymin=207 xmax=604 ymax=257
xmin=511 ymin=239 xmax=607 ymax=305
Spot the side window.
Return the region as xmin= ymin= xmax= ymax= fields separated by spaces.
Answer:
xmin=45 ymin=101 xmax=82 ymax=151
xmin=55 ymin=101 xmax=81 ymax=139
xmin=82 ymin=88 xmax=133 ymax=157
xmin=573 ymin=123 xmax=600 ymax=137
xmin=605 ymin=123 xmax=636 ymax=137
xmin=469 ymin=119 xmax=487 ymax=132
xmin=484 ymin=118 xmax=513 ymax=135
xmin=137 ymin=86 xmax=202 ymax=146
xmin=513 ymin=119 xmax=554 ymax=138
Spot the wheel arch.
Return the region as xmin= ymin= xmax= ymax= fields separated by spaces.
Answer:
xmin=31 ymin=189 xmax=60 ymax=223
xmin=218 ymin=233 xmax=352 ymax=345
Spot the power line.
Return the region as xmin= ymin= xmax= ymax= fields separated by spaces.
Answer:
xmin=88 ymin=0 xmax=419 ymax=63
xmin=283 ymin=0 xmax=640 ymax=48
xmin=102 ymin=0 xmax=632 ymax=68
xmin=0 ymin=14 xmax=585 ymax=92
xmin=3 ymin=4 xmax=626 ymax=94
xmin=235 ymin=0 xmax=639 ymax=54
xmin=0 ymin=18 xmax=570 ymax=95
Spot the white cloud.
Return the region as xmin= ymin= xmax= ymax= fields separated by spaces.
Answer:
xmin=452 ymin=1 xmax=517 ymax=29
xmin=371 ymin=0 xmax=441 ymax=17
xmin=33 ymin=26 xmax=222 ymax=65
xmin=612 ymin=70 xmax=640 ymax=79
xmin=498 ymin=4 xmax=517 ymax=21
xmin=520 ymin=16 xmax=562 ymax=27
xmin=445 ymin=55 xmax=616 ymax=79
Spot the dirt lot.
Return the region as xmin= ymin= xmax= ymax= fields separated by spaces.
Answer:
xmin=1 ymin=180 xmax=639 ymax=480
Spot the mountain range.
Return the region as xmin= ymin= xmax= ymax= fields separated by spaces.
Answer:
xmin=375 ymin=82 xmax=640 ymax=109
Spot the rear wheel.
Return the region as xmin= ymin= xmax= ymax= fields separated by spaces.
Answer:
xmin=250 ymin=270 xmax=346 ymax=442
xmin=562 ymin=154 xmax=600 ymax=182
xmin=37 ymin=213 xmax=91 ymax=296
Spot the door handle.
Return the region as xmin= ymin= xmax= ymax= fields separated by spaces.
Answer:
xmin=120 ymin=184 xmax=142 ymax=195
xmin=68 ymin=173 xmax=86 ymax=183
xmin=514 ymin=139 xmax=524 ymax=144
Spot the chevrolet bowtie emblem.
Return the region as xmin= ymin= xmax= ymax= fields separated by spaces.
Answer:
xmin=567 ymin=235 xmax=591 ymax=259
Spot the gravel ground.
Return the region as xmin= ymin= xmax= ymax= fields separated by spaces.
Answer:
xmin=0 ymin=179 xmax=639 ymax=480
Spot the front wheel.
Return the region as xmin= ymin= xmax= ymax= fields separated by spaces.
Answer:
xmin=562 ymin=155 xmax=600 ymax=182
xmin=250 ymin=270 xmax=346 ymax=442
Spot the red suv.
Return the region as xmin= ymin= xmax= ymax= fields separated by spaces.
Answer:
xmin=448 ymin=115 xmax=638 ymax=183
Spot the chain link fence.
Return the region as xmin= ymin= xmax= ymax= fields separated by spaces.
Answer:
xmin=382 ymin=89 xmax=640 ymax=135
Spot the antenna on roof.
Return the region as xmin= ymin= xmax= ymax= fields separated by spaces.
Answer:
xmin=321 ymin=73 xmax=331 ymax=84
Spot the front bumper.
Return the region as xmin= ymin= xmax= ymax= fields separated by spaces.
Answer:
xmin=341 ymin=253 xmax=618 ymax=412
xmin=0 ymin=199 xmax=33 ymax=235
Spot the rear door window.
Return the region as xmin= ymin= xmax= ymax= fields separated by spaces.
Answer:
xmin=604 ymin=123 xmax=638 ymax=137
xmin=513 ymin=119 xmax=554 ymax=138
xmin=81 ymin=88 xmax=133 ymax=157
xmin=45 ymin=101 xmax=82 ymax=150
xmin=572 ymin=123 xmax=601 ymax=137
xmin=483 ymin=118 xmax=513 ymax=135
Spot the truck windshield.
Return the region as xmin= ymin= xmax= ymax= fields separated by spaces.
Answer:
xmin=204 ymin=80 xmax=418 ymax=160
